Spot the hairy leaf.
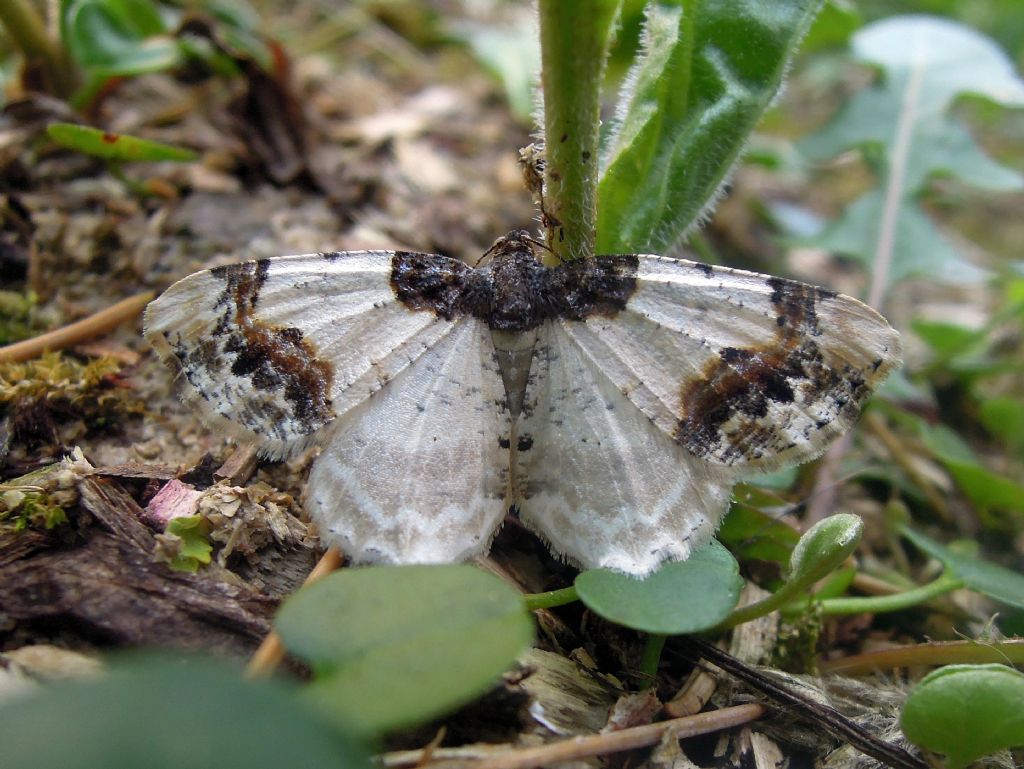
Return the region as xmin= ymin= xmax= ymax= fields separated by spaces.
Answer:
xmin=597 ymin=0 xmax=822 ymax=254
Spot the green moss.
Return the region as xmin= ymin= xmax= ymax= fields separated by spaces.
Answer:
xmin=0 ymin=488 xmax=69 ymax=532
xmin=0 ymin=290 xmax=42 ymax=345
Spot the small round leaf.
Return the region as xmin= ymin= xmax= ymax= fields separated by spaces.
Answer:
xmin=788 ymin=513 xmax=863 ymax=586
xmin=0 ymin=656 xmax=371 ymax=769
xmin=575 ymin=540 xmax=742 ymax=634
xmin=275 ymin=565 xmax=534 ymax=735
xmin=901 ymin=664 xmax=1024 ymax=768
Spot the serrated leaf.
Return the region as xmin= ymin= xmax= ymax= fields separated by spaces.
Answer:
xmin=275 ymin=565 xmax=533 ymax=735
xmin=47 ymin=123 xmax=198 ymax=163
xmin=0 ymin=656 xmax=372 ymax=769
xmin=575 ymin=540 xmax=742 ymax=634
xmin=800 ymin=16 xmax=1024 ymax=294
xmin=901 ymin=664 xmax=1024 ymax=768
xmin=597 ymin=0 xmax=823 ymax=254
xmin=901 ymin=526 xmax=1024 ymax=609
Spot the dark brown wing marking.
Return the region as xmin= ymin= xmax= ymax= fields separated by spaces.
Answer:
xmin=170 ymin=260 xmax=334 ymax=436
xmin=552 ymin=255 xmax=640 ymax=321
xmin=676 ymin=277 xmax=873 ymax=465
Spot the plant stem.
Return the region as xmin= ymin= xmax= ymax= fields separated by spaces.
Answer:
xmin=0 ymin=0 xmax=76 ymax=96
xmin=817 ymin=573 xmax=963 ymax=616
xmin=538 ymin=0 xmax=620 ymax=263
xmin=523 ymin=585 xmax=579 ymax=611
xmin=639 ymin=633 xmax=666 ymax=681
xmin=713 ymin=573 xmax=810 ymax=631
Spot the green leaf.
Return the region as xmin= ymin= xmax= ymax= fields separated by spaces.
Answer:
xmin=718 ymin=488 xmax=801 ymax=565
xmin=62 ymin=0 xmax=180 ymax=75
xmin=597 ymin=0 xmax=823 ymax=254
xmin=801 ymin=0 xmax=860 ymax=53
xmin=0 ymin=655 xmax=372 ymax=769
xmin=901 ymin=525 xmax=1024 ymax=609
xmin=47 ymin=123 xmax=198 ymax=163
xmin=901 ymin=664 xmax=1024 ymax=769
xmin=916 ymin=421 xmax=1024 ymax=517
xmin=911 ymin=319 xmax=982 ymax=360
xmin=808 ymin=189 xmax=988 ymax=285
xmin=979 ymin=396 xmax=1024 ymax=458
xmin=275 ymin=565 xmax=534 ymax=735
xmin=800 ymin=16 xmax=1024 ymax=294
xmin=164 ymin=514 xmax=212 ymax=572
xmin=575 ymin=540 xmax=743 ymax=634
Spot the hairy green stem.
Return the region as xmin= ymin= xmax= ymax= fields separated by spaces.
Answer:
xmin=523 ymin=585 xmax=579 ymax=611
xmin=538 ymin=0 xmax=620 ymax=263
xmin=0 ymin=0 xmax=76 ymax=96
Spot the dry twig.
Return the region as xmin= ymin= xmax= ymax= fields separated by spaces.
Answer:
xmin=245 ymin=546 xmax=343 ymax=678
xmin=0 ymin=291 xmax=154 ymax=363
xmin=381 ymin=703 xmax=766 ymax=769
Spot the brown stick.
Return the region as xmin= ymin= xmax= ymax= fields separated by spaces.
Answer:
xmin=0 ymin=291 xmax=155 ymax=363
xmin=245 ymin=546 xmax=343 ymax=679
xmin=381 ymin=704 xmax=765 ymax=769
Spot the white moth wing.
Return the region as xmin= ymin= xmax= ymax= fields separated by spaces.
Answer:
xmin=144 ymin=252 xmax=457 ymax=458
xmin=572 ymin=255 xmax=902 ymax=471
xmin=511 ymin=322 xmax=735 ymax=576
xmin=306 ymin=318 xmax=510 ymax=564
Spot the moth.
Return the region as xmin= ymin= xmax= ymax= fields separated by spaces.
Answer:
xmin=144 ymin=230 xmax=900 ymax=575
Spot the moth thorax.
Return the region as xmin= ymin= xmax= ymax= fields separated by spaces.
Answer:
xmin=488 ymin=250 xmax=546 ymax=331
